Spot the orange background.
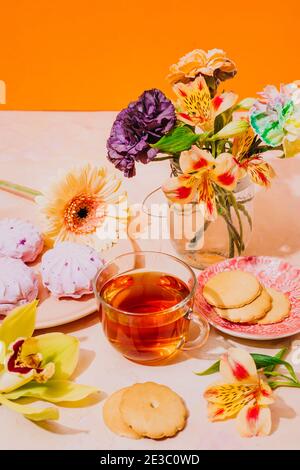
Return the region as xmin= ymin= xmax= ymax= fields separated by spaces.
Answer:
xmin=1 ymin=0 xmax=299 ymax=111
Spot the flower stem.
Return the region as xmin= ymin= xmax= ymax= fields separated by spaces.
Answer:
xmin=268 ymin=380 xmax=300 ymax=390
xmin=154 ymin=156 xmax=175 ymax=161
xmin=229 ymin=192 xmax=244 ymax=252
xmin=264 ymin=370 xmax=298 ymax=382
xmin=217 ymin=188 xmax=243 ymax=257
xmin=0 ymin=180 xmax=42 ymax=201
xmin=237 ymin=202 xmax=253 ymax=230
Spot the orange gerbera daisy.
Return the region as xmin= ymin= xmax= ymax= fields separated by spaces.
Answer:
xmin=36 ymin=164 xmax=128 ymax=251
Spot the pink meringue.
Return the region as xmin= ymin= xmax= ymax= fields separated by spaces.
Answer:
xmin=41 ymin=242 xmax=103 ymax=299
xmin=0 ymin=257 xmax=39 ymax=314
xmin=0 ymin=218 xmax=44 ymax=263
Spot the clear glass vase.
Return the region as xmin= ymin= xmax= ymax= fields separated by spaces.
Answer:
xmin=169 ymin=176 xmax=254 ymax=269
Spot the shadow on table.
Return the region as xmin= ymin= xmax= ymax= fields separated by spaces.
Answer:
xmin=34 ymin=390 xmax=105 ymax=436
xmin=160 ymin=325 xmax=300 ymax=366
xmin=35 ymin=421 xmax=90 ymax=436
xmin=271 ymin=395 xmax=297 ymax=434
xmin=71 ymin=348 xmax=96 ymax=379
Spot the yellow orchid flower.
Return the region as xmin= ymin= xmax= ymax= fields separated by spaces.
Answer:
xmin=0 ymin=302 xmax=98 ymax=422
xmin=173 ymin=75 xmax=237 ymax=131
xmin=204 ymin=348 xmax=274 ymax=437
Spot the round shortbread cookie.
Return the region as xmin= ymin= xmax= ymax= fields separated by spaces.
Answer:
xmin=203 ymin=270 xmax=261 ymax=308
xmin=258 ymin=287 xmax=290 ymax=325
xmin=120 ymin=382 xmax=188 ymax=439
xmin=103 ymin=388 xmax=141 ymax=439
xmin=215 ymin=288 xmax=272 ymax=323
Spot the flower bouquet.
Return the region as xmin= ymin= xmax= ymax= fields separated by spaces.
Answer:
xmin=107 ymin=49 xmax=300 ymax=268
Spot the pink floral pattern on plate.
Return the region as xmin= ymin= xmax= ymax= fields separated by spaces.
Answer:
xmin=195 ymin=256 xmax=300 ymax=340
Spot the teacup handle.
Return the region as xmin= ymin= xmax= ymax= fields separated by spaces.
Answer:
xmin=181 ymin=309 xmax=210 ymax=351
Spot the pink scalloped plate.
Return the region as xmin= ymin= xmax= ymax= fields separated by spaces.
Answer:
xmin=195 ymin=256 xmax=300 ymax=340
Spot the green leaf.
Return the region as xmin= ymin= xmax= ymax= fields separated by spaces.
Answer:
xmin=214 ymin=114 xmax=225 ymax=134
xmin=33 ymin=333 xmax=79 ymax=380
xmin=194 ymin=350 xmax=296 ymax=379
xmin=264 ymin=348 xmax=287 ymax=373
xmin=0 ymin=301 xmax=38 ymax=347
xmin=194 ymin=360 xmax=220 ymax=376
xmin=152 ymin=126 xmax=199 ymax=154
xmin=211 ymin=120 xmax=249 ymax=140
xmin=251 ymin=353 xmax=298 ymax=382
xmin=4 ymin=380 xmax=98 ymax=403
xmin=0 ymin=395 xmax=59 ymax=421
xmin=268 ymin=380 xmax=300 ymax=390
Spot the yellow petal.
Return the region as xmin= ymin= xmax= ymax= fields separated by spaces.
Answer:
xmin=0 ymin=341 xmax=5 ymax=364
xmin=257 ymin=379 xmax=274 ymax=406
xmin=0 ymin=395 xmax=59 ymax=421
xmin=197 ymin=174 xmax=217 ymax=220
xmin=283 ymin=137 xmax=300 ymax=158
xmin=246 ymin=158 xmax=276 ymax=187
xmin=0 ymin=301 xmax=38 ymax=347
xmin=213 ymin=120 xmax=250 ymax=140
xmin=204 ymin=382 xmax=256 ymax=404
xmin=33 ymin=333 xmax=79 ymax=380
xmin=0 ymin=370 xmax=34 ymax=393
xmin=236 ymin=401 xmax=272 ymax=437
xmin=173 ymin=76 xmax=214 ymax=131
xmin=220 ymin=348 xmax=258 ymax=383
xmin=4 ymin=379 xmax=98 ymax=403
xmin=232 ymin=126 xmax=255 ymax=159
xmin=207 ymin=393 xmax=253 ymax=421
xmin=179 ymin=146 xmax=214 ymax=175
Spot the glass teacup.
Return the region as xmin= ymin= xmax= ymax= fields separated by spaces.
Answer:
xmin=94 ymin=251 xmax=209 ymax=364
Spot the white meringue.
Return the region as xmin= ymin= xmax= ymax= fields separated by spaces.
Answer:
xmin=41 ymin=242 xmax=103 ymax=299
xmin=0 ymin=257 xmax=39 ymax=314
xmin=0 ymin=218 xmax=44 ymax=263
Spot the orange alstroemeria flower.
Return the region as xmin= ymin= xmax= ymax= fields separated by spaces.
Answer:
xmin=162 ymin=146 xmax=238 ymax=219
xmin=204 ymin=348 xmax=274 ymax=437
xmin=167 ymin=48 xmax=237 ymax=86
xmin=232 ymin=126 xmax=276 ymax=187
xmin=173 ymin=76 xmax=237 ymax=131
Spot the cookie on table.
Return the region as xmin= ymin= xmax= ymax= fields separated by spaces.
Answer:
xmin=103 ymin=388 xmax=141 ymax=439
xmin=203 ymin=270 xmax=261 ymax=308
xmin=215 ymin=288 xmax=272 ymax=323
xmin=258 ymin=287 xmax=290 ymax=325
xmin=120 ymin=382 xmax=188 ymax=439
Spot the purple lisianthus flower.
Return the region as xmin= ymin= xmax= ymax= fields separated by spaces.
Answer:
xmin=107 ymin=89 xmax=176 ymax=177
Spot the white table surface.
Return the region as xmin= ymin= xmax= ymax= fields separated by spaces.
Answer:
xmin=0 ymin=111 xmax=300 ymax=450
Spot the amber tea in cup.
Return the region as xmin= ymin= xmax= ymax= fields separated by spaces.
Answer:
xmin=94 ymin=252 xmax=209 ymax=364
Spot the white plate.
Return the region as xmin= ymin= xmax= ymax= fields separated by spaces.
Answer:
xmin=195 ymin=256 xmax=300 ymax=340
xmin=0 ymin=192 xmax=132 ymax=329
